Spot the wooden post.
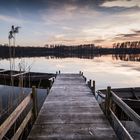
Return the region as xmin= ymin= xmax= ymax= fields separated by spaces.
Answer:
xmin=52 ymin=77 xmax=55 ymax=83
xmin=83 ymin=76 xmax=87 ymax=82
xmin=105 ymin=86 xmax=111 ymax=119
xmin=79 ymin=71 xmax=81 ymax=74
xmin=81 ymin=72 xmax=83 ymax=76
xmin=84 ymin=77 xmax=87 ymax=82
xmin=92 ymin=80 xmax=95 ymax=95
xmin=31 ymin=86 xmax=38 ymax=120
xmin=56 ymin=71 xmax=58 ymax=75
xmin=59 ymin=70 xmax=60 ymax=74
xmin=88 ymin=79 xmax=91 ymax=88
xmin=50 ymin=80 xmax=53 ymax=87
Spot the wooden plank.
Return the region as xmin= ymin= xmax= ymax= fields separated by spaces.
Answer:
xmin=111 ymin=91 xmax=140 ymax=126
xmin=28 ymin=123 xmax=117 ymax=140
xmin=110 ymin=108 xmax=133 ymax=140
xmin=28 ymin=74 xmax=117 ymax=139
xmin=0 ymin=94 xmax=31 ymax=139
xmin=12 ymin=71 xmax=29 ymax=77
xmin=40 ymin=106 xmax=102 ymax=114
xmin=11 ymin=110 xmax=32 ymax=140
xmin=35 ymin=113 xmax=108 ymax=124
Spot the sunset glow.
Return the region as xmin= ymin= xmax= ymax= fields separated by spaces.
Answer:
xmin=0 ymin=0 xmax=140 ymax=47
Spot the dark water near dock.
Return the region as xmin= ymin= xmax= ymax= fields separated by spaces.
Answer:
xmin=0 ymin=85 xmax=47 ymax=123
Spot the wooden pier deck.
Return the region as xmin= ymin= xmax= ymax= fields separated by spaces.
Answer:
xmin=28 ymin=74 xmax=117 ymax=140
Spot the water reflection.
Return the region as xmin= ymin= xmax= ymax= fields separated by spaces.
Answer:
xmin=0 ymin=54 xmax=140 ymax=90
xmin=1 ymin=53 xmax=140 ymax=62
xmin=0 ymin=85 xmax=47 ymax=123
xmin=112 ymin=54 xmax=140 ymax=62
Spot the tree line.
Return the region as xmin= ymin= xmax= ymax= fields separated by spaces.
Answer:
xmin=113 ymin=41 xmax=140 ymax=49
xmin=0 ymin=42 xmax=140 ymax=59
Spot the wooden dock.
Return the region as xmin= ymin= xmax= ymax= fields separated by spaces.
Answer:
xmin=28 ymin=74 xmax=117 ymax=139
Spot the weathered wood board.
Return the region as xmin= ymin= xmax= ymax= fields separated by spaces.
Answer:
xmin=28 ymin=74 xmax=117 ymax=140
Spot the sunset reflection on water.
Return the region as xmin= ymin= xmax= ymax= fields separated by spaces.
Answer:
xmin=1 ymin=55 xmax=140 ymax=90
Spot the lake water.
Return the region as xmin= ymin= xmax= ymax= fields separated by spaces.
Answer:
xmin=1 ymin=54 xmax=140 ymax=90
xmin=0 ymin=85 xmax=47 ymax=122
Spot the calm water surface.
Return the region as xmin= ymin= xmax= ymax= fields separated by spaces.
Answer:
xmin=1 ymin=55 xmax=140 ymax=90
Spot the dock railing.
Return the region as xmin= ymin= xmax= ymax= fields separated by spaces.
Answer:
xmin=105 ymin=86 xmax=140 ymax=140
xmin=79 ymin=71 xmax=95 ymax=95
xmin=0 ymin=86 xmax=38 ymax=140
xmin=86 ymin=79 xmax=95 ymax=95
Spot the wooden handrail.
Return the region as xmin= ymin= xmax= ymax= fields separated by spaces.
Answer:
xmin=104 ymin=86 xmax=140 ymax=139
xmin=0 ymin=86 xmax=37 ymax=139
xmin=111 ymin=90 xmax=140 ymax=127
xmin=110 ymin=108 xmax=133 ymax=140
xmin=0 ymin=94 xmax=31 ymax=139
xmin=11 ymin=110 xmax=32 ymax=140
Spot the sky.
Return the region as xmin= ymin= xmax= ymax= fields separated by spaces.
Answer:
xmin=0 ymin=0 xmax=140 ymax=47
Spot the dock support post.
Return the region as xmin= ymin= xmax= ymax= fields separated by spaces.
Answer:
xmin=105 ymin=86 xmax=111 ymax=119
xmin=59 ymin=70 xmax=61 ymax=74
xmin=32 ymin=86 xmax=38 ymax=120
xmin=84 ymin=77 xmax=87 ymax=82
xmin=88 ymin=79 xmax=92 ymax=88
xmin=79 ymin=71 xmax=83 ymax=76
xmin=52 ymin=77 xmax=55 ymax=83
xmin=92 ymin=80 xmax=95 ymax=95
xmin=50 ymin=78 xmax=55 ymax=88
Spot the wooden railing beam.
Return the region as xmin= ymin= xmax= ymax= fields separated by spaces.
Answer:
xmin=11 ymin=110 xmax=32 ymax=140
xmin=111 ymin=91 xmax=140 ymax=126
xmin=0 ymin=94 xmax=31 ymax=139
xmin=110 ymin=108 xmax=133 ymax=140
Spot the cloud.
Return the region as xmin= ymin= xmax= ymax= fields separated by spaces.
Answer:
xmin=47 ymin=35 xmax=79 ymax=45
xmin=46 ymin=34 xmax=103 ymax=45
xmin=101 ymin=0 xmax=140 ymax=8
xmin=112 ymin=29 xmax=140 ymax=42
xmin=41 ymin=2 xmax=140 ymax=45
xmin=43 ymin=0 xmax=140 ymax=10
xmin=132 ymin=30 xmax=140 ymax=34
xmin=117 ymin=33 xmax=139 ymax=38
xmin=93 ymin=39 xmax=106 ymax=43
xmin=41 ymin=3 xmax=100 ymax=26
xmin=0 ymin=14 xmax=22 ymax=23
xmin=1 ymin=0 xmax=140 ymax=46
